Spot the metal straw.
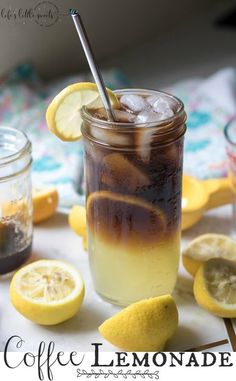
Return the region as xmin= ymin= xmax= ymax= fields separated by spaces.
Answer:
xmin=70 ymin=9 xmax=116 ymax=121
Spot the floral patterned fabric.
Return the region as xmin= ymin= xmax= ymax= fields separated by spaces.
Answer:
xmin=1 ymin=64 xmax=235 ymax=208
xmin=166 ymin=68 xmax=236 ymax=179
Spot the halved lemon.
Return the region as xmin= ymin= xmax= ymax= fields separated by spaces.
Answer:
xmin=182 ymin=234 xmax=236 ymax=277
xmin=33 ymin=186 xmax=59 ymax=224
xmin=194 ymin=258 xmax=236 ymax=318
xmin=46 ymin=82 xmax=119 ymax=141
xmin=87 ymin=191 xmax=166 ymax=246
xmin=10 ymin=260 xmax=85 ymax=325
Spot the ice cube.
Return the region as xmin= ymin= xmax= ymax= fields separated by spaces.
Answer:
xmin=147 ymin=95 xmax=161 ymax=107
xmin=147 ymin=95 xmax=175 ymax=117
xmin=153 ymin=98 xmax=174 ymax=117
xmin=120 ymin=94 xmax=148 ymax=113
xmin=136 ymin=110 xmax=164 ymax=123
xmin=114 ymin=110 xmax=136 ymax=123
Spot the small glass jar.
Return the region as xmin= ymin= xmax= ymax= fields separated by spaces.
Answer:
xmin=0 ymin=126 xmax=33 ymax=275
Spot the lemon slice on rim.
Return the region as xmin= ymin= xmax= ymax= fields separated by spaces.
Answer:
xmin=182 ymin=234 xmax=236 ymax=277
xmin=10 ymin=260 xmax=85 ymax=325
xmin=46 ymin=82 xmax=119 ymax=141
xmin=194 ymin=258 xmax=236 ymax=318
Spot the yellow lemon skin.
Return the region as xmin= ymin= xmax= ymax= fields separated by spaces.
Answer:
xmin=182 ymin=233 xmax=236 ymax=277
xmin=99 ymin=295 xmax=178 ymax=352
xmin=69 ymin=205 xmax=87 ymax=251
xmin=182 ymin=255 xmax=203 ymax=277
xmin=69 ymin=205 xmax=87 ymax=237
xmin=194 ymin=258 xmax=236 ymax=318
xmin=10 ymin=260 xmax=85 ymax=325
xmin=82 ymin=236 xmax=87 ymax=251
xmin=33 ymin=187 xmax=59 ymax=224
xmin=46 ymin=82 xmax=119 ymax=142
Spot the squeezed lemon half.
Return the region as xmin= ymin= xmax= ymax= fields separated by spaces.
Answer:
xmin=99 ymin=295 xmax=178 ymax=351
xmin=182 ymin=234 xmax=236 ymax=276
xmin=10 ymin=260 xmax=85 ymax=325
xmin=194 ymin=258 xmax=236 ymax=318
xmin=46 ymin=82 xmax=119 ymax=141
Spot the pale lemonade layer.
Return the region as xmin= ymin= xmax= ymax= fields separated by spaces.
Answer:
xmin=88 ymin=231 xmax=180 ymax=306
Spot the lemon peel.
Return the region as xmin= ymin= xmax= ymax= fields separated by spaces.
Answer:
xmin=99 ymin=295 xmax=178 ymax=351
xmin=46 ymin=82 xmax=119 ymax=142
xmin=182 ymin=234 xmax=236 ymax=276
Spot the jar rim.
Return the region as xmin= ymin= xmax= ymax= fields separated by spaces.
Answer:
xmin=81 ymin=88 xmax=185 ymax=132
xmin=0 ymin=126 xmax=31 ymax=167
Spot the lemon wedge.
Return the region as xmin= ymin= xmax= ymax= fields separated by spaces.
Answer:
xmin=99 ymin=295 xmax=178 ymax=351
xmin=33 ymin=186 xmax=59 ymax=224
xmin=194 ymin=258 xmax=236 ymax=318
xmin=69 ymin=205 xmax=87 ymax=250
xmin=182 ymin=234 xmax=236 ymax=276
xmin=46 ymin=82 xmax=119 ymax=141
xmin=69 ymin=205 xmax=87 ymax=237
xmin=10 ymin=260 xmax=85 ymax=325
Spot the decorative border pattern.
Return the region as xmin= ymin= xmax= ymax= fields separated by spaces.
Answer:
xmin=77 ymin=369 xmax=159 ymax=379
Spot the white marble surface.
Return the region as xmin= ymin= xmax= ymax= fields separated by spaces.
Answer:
xmin=0 ymin=205 xmax=235 ymax=352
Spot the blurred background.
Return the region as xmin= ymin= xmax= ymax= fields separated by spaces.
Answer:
xmin=0 ymin=0 xmax=235 ymax=85
xmin=0 ymin=0 xmax=236 ymax=207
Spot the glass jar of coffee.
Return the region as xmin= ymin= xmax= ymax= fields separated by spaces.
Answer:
xmin=81 ymin=89 xmax=186 ymax=306
xmin=0 ymin=126 xmax=33 ymax=275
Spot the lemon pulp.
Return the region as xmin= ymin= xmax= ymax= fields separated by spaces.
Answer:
xmin=194 ymin=258 xmax=236 ymax=318
xmin=10 ymin=260 xmax=85 ymax=325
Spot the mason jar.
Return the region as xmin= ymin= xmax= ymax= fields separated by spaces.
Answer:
xmin=0 ymin=126 xmax=33 ymax=275
xmin=81 ymin=89 xmax=186 ymax=306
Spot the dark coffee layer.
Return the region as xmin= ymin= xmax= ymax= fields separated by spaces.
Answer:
xmin=84 ymin=91 xmax=185 ymax=245
xmin=85 ymin=138 xmax=183 ymax=236
xmin=87 ymin=191 xmax=167 ymax=247
xmin=0 ymin=222 xmax=32 ymax=274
